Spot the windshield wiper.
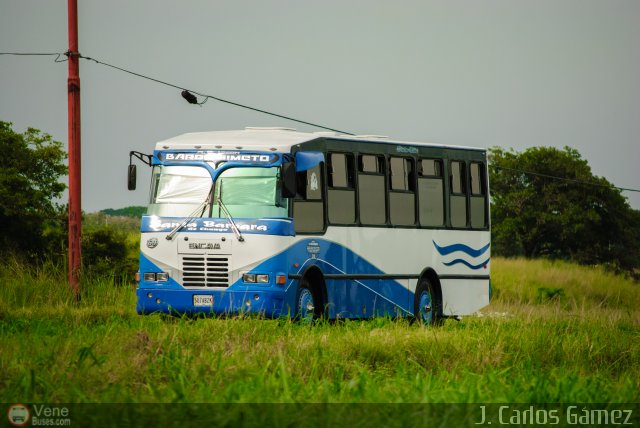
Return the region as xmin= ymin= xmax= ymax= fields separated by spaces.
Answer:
xmin=217 ymin=196 xmax=245 ymax=242
xmin=166 ymin=186 xmax=213 ymax=241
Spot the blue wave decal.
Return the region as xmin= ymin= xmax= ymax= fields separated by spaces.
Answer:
xmin=443 ymin=258 xmax=491 ymax=270
xmin=433 ymin=241 xmax=490 ymax=257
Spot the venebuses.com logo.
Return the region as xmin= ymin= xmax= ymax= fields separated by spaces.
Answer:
xmin=7 ymin=404 xmax=71 ymax=426
xmin=7 ymin=404 xmax=30 ymax=427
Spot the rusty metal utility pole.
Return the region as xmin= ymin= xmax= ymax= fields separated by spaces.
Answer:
xmin=67 ymin=0 xmax=81 ymax=300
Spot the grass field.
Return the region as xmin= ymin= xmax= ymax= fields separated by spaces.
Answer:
xmin=1 ymin=257 xmax=638 ymax=407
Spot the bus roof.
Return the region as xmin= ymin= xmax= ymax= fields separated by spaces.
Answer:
xmin=154 ymin=127 xmax=486 ymax=152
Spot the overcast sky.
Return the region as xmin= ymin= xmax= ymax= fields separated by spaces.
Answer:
xmin=1 ymin=0 xmax=639 ymax=211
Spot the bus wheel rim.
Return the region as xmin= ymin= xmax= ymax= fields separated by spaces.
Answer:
xmin=419 ymin=291 xmax=432 ymax=323
xmin=299 ymin=288 xmax=314 ymax=318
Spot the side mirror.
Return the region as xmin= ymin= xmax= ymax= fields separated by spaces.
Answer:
xmin=128 ymin=164 xmax=137 ymax=190
xmin=281 ymin=161 xmax=297 ymax=198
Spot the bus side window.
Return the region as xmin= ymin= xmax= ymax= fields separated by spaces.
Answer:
xmin=389 ymin=157 xmax=416 ymax=226
xmin=469 ymin=162 xmax=487 ymax=228
xmin=450 ymin=161 xmax=468 ymax=228
xmin=327 ymin=153 xmax=356 ymax=224
xmin=294 ymin=163 xmax=325 ymax=233
xmin=418 ymin=159 xmax=444 ymax=227
xmin=358 ymin=154 xmax=386 ymax=225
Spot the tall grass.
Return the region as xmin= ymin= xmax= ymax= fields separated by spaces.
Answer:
xmin=0 ymin=257 xmax=638 ymax=404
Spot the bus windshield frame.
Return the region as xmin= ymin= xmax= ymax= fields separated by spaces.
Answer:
xmin=147 ymin=165 xmax=289 ymax=218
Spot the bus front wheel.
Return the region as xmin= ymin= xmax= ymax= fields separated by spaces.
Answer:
xmin=296 ymin=279 xmax=319 ymax=322
xmin=413 ymin=278 xmax=442 ymax=326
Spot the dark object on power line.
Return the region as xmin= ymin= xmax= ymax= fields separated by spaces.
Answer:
xmin=181 ymin=90 xmax=199 ymax=104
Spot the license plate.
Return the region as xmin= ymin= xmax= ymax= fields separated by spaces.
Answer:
xmin=193 ymin=295 xmax=214 ymax=307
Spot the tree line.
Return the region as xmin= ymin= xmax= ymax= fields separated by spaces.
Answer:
xmin=0 ymin=121 xmax=136 ymax=282
xmin=1 ymin=121 xmax=638 ymax=279
xmin=489 ymin=146 xmax=640 ymax=275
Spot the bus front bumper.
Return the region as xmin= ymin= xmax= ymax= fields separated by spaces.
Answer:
xmin=136 ymin=288 xmax=287 ymax=317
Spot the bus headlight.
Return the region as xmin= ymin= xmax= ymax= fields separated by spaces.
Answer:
xmin=243 ymin=273 xmax=270 ymax=284
xmin=144 ymin=272 xmax=169 ymax=282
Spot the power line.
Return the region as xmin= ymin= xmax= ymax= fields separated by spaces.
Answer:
xmin=0 ymin=52 xmax=67 ymax=62
xmin=493 ymin=165 xmax=640 ymax=193
xmin=0 ymin=52 xmax=60 ymax=55
xmin=2 ymin=51 xmax=354 ymax=134
xmin=75 ymin=54 xmax=355 ymax=135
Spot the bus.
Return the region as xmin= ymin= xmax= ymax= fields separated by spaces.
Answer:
xmin=128 ymin=127 xmax=491 ymax=324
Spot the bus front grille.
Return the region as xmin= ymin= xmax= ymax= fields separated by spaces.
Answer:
xmin=181 ymin=256 xmax=230 ymax=287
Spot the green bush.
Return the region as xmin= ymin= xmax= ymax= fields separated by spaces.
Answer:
xmin=82 ymin=227 xmax=137 ymax=284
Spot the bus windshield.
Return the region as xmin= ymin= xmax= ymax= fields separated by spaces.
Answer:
xmin=147 ymin=165 xmax=288 ymax=218
xmin=212 ymin=166 xmax=288 ymax=218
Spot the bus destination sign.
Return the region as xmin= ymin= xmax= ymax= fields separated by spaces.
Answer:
xmin=158 ymin=151 xmax=279 ymax=164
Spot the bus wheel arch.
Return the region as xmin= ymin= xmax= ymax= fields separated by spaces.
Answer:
xmin=296 ymin=266 xmax=327 ymax=320
xmin=414 ymin=268 xmax=443 ymax=325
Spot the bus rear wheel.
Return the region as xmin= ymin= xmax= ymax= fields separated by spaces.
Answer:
xmin=414 ymin=278 xmax=442 ymax=326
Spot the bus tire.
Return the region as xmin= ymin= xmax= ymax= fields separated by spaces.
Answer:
xmin=413 ymin=278 xmax=442 ymax=326
xmin=295 ymin=278 xmax=320 ymax=322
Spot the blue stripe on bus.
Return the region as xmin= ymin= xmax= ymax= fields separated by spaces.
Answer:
xmin=238 ymin=238 xmax=414 ymax=317
xmin=140 ymin=216 xmax=295 ymax=236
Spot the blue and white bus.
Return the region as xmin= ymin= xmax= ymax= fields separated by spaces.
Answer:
xmin=129 ymin=127 xmax=491 ymax=323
